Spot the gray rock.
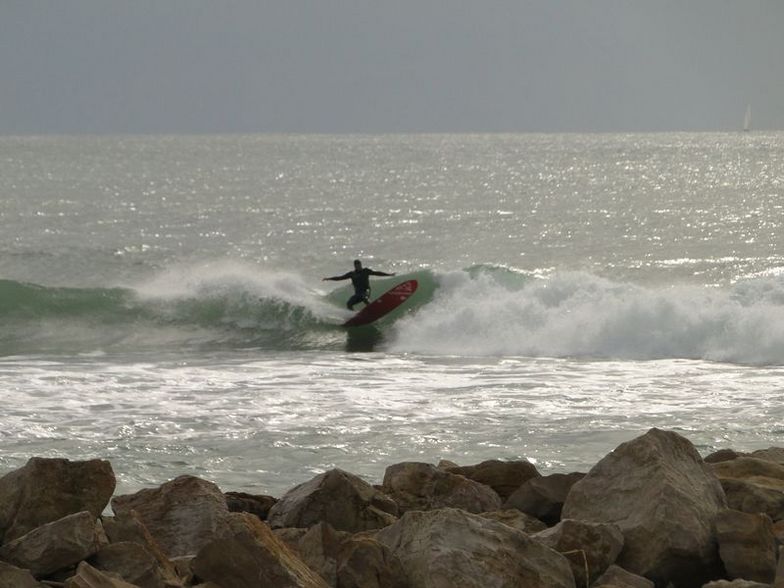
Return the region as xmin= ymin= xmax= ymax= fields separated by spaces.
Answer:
xmin=287 ymin=521 xmax=408 ymax=588
xmin=91 ymin=541 xmax=183 ymax=588
xmin=0 ymin=457 xmax=115 ymax=543
xmin=710 ymin=457 xmax=784 ymax=492
xmin=750 ymin=447 xmax=784 ymax=465
xmin=720 ymin=478 xmax=784 ymax=521
xmin=112 ymin=475 xmax=230 ymax=559
xmin=715 ymin=509 xmax=776 ymax=584
xmin=504 ymin=472 xmax=585 ymax=525
xmin=0 ymin=561 xmax=46 ymax=588
xmin=445 ymin=459 xmax=541 ymax=500
xmin=267 ymin=469 xmax=398 ymax=533
xmin=381 ymin=462 xmax=502 ymax=514
xmin=375 ymin=507 xmax=575 ymax=588
xmin=192 ymin=512 xmax=329 ymax=588
xmin=592 ymin=564 xmax=654 ymax=588
xmin=533 ymin=518 xmax=624 ymax=586
xmin=336 ymin=535 xmax=408 ymax=588
xmin=224 ymin=491 xmax=277 ymax=520
xmin=705 ymin=449 xmax=748 ymax=464
xmin=561 ymin=428 xmax=727 ymax=587
xmin=65 ymin=561 xmax=141 ymax=588
xmin=479 ymin=509 xmax=548 ymax=534
xmin=0 ymin=511 xmax=105 ymax=578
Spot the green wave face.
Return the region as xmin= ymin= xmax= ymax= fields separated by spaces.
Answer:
xmin=324 ymin=270 xmax=439 ymax=326
xmin=0 ymin=278 xmax=343 ymax=355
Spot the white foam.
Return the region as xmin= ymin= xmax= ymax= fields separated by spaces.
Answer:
xmin=131 ymin=259 xmax=342 ymax=321
xmin=390 ymin=271 xmax=784 ymax=365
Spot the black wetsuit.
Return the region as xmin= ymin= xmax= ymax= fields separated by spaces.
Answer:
xmin=330 ymin=268 xmax=392 ymax=309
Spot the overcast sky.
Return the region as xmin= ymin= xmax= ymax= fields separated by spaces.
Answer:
xmin=1 ymin=1 xmax=782 ymax=134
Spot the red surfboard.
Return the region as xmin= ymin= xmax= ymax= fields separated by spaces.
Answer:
xmin=343 ymin=280 xmax=418 ymax=327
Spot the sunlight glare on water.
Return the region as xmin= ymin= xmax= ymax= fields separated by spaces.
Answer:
xmin=1 ymin=351 xmax=783 ymax=495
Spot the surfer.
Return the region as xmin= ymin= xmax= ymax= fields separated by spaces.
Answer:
xmin=323 ymin=260 xmax=395 ymax=310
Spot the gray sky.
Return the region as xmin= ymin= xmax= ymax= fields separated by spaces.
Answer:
xmin=1 ymin=1 xmax=782 ymax=134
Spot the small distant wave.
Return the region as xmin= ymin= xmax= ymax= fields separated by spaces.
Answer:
xmin=389 ymin=270 xmax=784 ymax=365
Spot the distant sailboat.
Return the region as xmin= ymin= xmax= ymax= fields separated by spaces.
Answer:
xmin=743 ymin=104 xmax=752 ymax=132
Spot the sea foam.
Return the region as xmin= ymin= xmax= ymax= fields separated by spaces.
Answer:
xmin=390 ymin=269 xmax=784 ymax=365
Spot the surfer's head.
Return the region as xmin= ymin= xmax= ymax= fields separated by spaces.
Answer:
xmin=354 ymin=259 xmax=362 ymax=270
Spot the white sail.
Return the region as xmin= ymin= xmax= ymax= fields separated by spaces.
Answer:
xmin=743 ymin=104 xmax=752 ymax=132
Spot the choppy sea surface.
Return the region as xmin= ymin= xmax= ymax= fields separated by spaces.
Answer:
xmin=1 ymin=133 xmax=783 ymax=496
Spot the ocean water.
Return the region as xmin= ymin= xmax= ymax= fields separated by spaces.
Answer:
xmin=1 ymin=133 xmax=784 ymax=496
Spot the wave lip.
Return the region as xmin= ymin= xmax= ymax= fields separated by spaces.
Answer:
xmin=390 ymin=270 xmax=784 ymax=365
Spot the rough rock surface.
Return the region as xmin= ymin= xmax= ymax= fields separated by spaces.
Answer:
xmin=284 ymin=521 xmax=406 ymax=588
xmin=375 ymin=507 xmax=575 ymax=588
xmin=0 ymin=561 xmax=45 ymax=588
xmin=111 ymin=475 xmax=230 ymax=559
xmin=479 ymin=509 xmax=548 ymax=534
xmin=267 ymin=469 xmax=398 ymax=533
xmin=0 ymin=457 xmax=115 ymax=543
xmin=293 ymin=522 xmax=351 ymax=586
xmin=591 ymin=564 xmax=654 ymax=588
xmin=701 ymin=581 xmax=772 ymax=588
xmin=444 ymin=459 xmax=541 ymax=500
xmin=335 ymin=535 xmax=408 ymax=588
xmin=381 ymin=462 xmax=502 ymax=514
xmin=715 ymin=509 xmax=776 ymax=584
xmin=533 ymin=518 xmax=624 ymax=586
xmin=720 ymin=478 xmax=784 ymax=521
xmin=0 ymin=511 xmax=105 ymax=578
xmin=192 ymin=512 xmax=329 ymax=588
xmin=561 ymin=428 xmax=727 ymax=587
xmin=65 ymin=561 xmax=141 ymax=588
xmin=503 ymin=472 xmax=585 ymax=525
xmin=710 ymin=457 xmax=784 ymax=492
xmin=224 ymin=491 xmax=277 ymax=521
xmin=91 ymin=541 xmax=182 ymax=588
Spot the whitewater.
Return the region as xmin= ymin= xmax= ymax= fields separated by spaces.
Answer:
xmin=1 ymin=132 xmax=783 ymax=495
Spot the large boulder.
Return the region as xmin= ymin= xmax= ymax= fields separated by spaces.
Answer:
xmin=0 ymin=511 xmax=105 ymax=578
xmin=503 ymin=472 xmax=585 ymax=525
xmin=91 ymin=541 xmax=183 ymax=588
xmin=101 ymin=510 xmax=181 ymax=585
xmin=532 ymin=518 xmax=624 ymax=586
xmin=750 ymin=447 xmax=784 ymax=465
xmin=0 ymin=561 xmax=45 ymax=588
xmin=479 ymin=509 xmax=548 ymax=534
xmin=267 ymin=469 xmax=398 ymax=533
xmin=111 ymin=475 xmax=229 ymax=558
xmin=720 ymin=478 xmax=784 ymax=521
xmin=561 ymin=428 xmax=727 ymax=587
xmin=225 ymin=492 xmax=277 ymax=520
xmin=292 ymin=522 xmax=351 ymax=586
xmin=335 ymin=535 xmax=408 ymax=588
xmin=592 ymin=564 xmax=654 ymax=588
xmin=710 ymin=457 xmax=784 ymax=492
xmin=444 ymin=459 xmax=541 ymax=500
xmin=715 ymin=509 xmax=776 ymax=584
xmin=0 ymin=457 xmax=115 ymax=543
xmin=287 ymin=522 xmax=407 ymax=588
xmin=65 ymin=561 xmax=140 ymax=588
xmin=192 ymin=512 xmax=329 ymax=588
xmin=375 ymin=508 xmax=575 ymax=588
xmin=381 ymin=462 xmax=502 ymax=514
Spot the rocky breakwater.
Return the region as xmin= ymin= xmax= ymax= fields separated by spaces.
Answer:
xmin=2 ymin=429 xmax=784 ymax=587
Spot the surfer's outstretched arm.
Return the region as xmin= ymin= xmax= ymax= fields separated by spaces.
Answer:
xmin=369 ymin=270 xmax=395 ymax=277
xmin=322 ymin=272 xmax=352 ymax=281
